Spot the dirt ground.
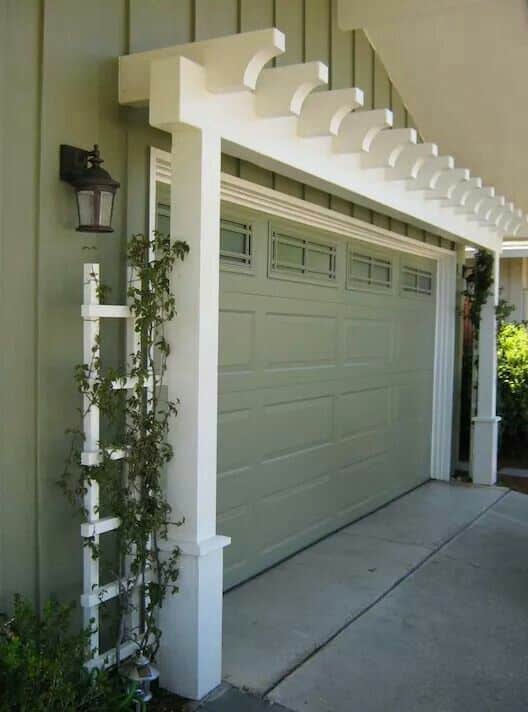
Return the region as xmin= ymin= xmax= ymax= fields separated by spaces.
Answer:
xmin=500 ymin=474 xmax=528 ymax=495
xmin=149 ymin=690 xmax=192 ymax=711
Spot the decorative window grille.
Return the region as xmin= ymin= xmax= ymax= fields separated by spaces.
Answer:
xmin=220 ymin=218 xmax=252 ymax=267
xmin=156 ymin=202 xmax=170 ymax=236
xmin=269 ymin=229 xmax=337 ymax=283
xmin=348 ymin=250 xmax=392 ymax=290
xmin=401 ymin=265 xmax=433 ymax=295
xmin=81 ymin=263 xmax=151 ymax=670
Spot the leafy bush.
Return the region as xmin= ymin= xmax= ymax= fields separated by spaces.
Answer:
xmin=0 ymin=596 xmax=135 ymax=711
xmin=497 ymin=322 xmax=528 ymax=441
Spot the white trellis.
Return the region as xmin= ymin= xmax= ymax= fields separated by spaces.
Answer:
xmin=80 ymin=262 xmax=151 ymax=670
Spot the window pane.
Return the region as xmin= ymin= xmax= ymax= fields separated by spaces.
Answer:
xmin=403 ymin=270 xmax=417 ymax=289
xmin=306 ymin=248 xmax=332 ymax=275
xmin=277 ymin=239 xmax=303 ymax=268
xmin=98 ymin=191 xmax=114 ymax=227
xmin=371 ymin=263 xmax=391 ymax=286
xmin=418 ymin=274 xmax=432 ymax=293
xmin=350 ymin=258 xmax=370 ymax=281
xmin=349 ymin=252 xmax=392 ymax=290
xmin=220 ymin=219 xmax=252 ymax=267
xmin=402 ymin=266 xmax=432 ymax=295
xmin=221 ymin=229 xmax=246 ymax=256
xmin=270 ymin=231 xmax=336 ymax=283
xmin=156 ymin=205 xmax=170 ymax=235
xmin=77 ymin=190 xmax=95 ymax=226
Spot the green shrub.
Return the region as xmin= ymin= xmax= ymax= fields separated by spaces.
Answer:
xmin=0 ymin=596 xmax=135 ymax=712
xmin=497 ymin=322 xmax=528 ymax=441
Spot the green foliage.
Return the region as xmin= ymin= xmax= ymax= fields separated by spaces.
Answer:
xmin=464 ymin=249 xmax=494 ymax=331
xmin=0 ymin=596 xmax=135 ymax=712
xmin=497 ymin=322 xmax=528 ymax=441
xmin=496 ymin=297 xmax=516 ymax=327
xmin=60 ymin=232 xmax=189 ymax=666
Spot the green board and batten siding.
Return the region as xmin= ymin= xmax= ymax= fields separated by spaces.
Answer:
xmin=0 ymin=0 xmax=446 ymax=611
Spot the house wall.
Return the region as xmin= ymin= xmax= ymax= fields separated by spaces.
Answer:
xmin=500 ymin=257 xmax=528 ymax=322
xmin=0 ymin=0 xmax=449 ymax=613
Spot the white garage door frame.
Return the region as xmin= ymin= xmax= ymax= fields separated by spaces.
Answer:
xmin=150 ymin=146 xmax=456 ymax=487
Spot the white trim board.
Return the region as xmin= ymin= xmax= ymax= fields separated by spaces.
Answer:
xmin=502 ymin=241 xmax=528 ymax=258
xmin=152 ymin=147 xmax=451 ymax=259
xmin=150 ymin=146 xmax=456 ymax=481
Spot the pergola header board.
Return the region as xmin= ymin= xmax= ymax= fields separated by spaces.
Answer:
xmin=119 ymin=28 xmax=526 ymax=250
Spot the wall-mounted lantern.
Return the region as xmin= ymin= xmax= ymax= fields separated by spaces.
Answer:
xmin=60 ymin=144 xmax=120 ymax=233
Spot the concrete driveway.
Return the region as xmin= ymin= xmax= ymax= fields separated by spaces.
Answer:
xmin=212 ymin=481 xmax=528 ymax=712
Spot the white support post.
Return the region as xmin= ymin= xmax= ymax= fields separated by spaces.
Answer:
xmin=471 ymin=251 xmax=500 ymax=485
xmin=157 ymin=125 xmax=230 ymax=700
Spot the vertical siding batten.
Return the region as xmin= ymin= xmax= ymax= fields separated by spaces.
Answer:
xmin=0 ymin=0 xmax=43 ymax=611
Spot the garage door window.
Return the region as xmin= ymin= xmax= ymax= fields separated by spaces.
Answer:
xmin=402 ymin=265 xmax=433 ymax=295
xmin=348 ymin=250 xmax=392 ymax=291
xmin=220 ymin=218 xmax=252 ymax=269
xmin=269 ymin=228 xmax=337 ymax=284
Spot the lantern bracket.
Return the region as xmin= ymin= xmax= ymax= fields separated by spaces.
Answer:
xmin=60 ymin=144 xmax=93 ymax=183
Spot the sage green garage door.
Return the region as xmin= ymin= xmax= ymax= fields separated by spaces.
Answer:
xmin=217 ymin=207 xmax=437 ymax=590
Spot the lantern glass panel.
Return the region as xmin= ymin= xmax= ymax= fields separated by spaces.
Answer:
xmin=99 ymin=191 xmax=114 ymax=227
xmin=77 ymin=190 xmax=95 ymax=227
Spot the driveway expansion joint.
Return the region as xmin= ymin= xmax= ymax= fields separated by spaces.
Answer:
xmin=262 ymin=488 xmax=510 ymax=700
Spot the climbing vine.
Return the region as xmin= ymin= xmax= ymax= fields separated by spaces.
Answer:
xmin=60 ymin=232 xmax=189 ymax=667
xmin=464 ymin=248 xmax=494 ymax=332
xmin=461 ymin=248 xmax=495 ymax=432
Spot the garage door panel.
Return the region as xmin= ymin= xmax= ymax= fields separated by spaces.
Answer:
xmin=395 ymin=377 xmax=434 ymax=422
xmin=395 ymin=318 xmax=435 ymax=370
xmin=332 ymin=453 xmax=392 ymax=518
xmin=264 ymin=311 xmax=338 ymax=369
xmin=259 ymin=269 xmax=341 ymax=304
xmin=257 ymin=440 xmax=337 ymax=500
xmin=344 ymin=317 xmax=394 ymax=367
xmin=390 ymin=415 xmax=432 ymax=473
xmin=217 ymin=466 xmax=253 ymax=513
xmin=217 ymin=406 xmax=255 ymax=474
xmin=257 ymin=365 xmax=341 ymax=390
xmin=254 ymin=473 xmax=334 ymax=556
xmin=218 ymin=308 xmax=256 ymax=371
xmin=337 ymin=386 xmax=391 ymax=439
xmin=261 ymin=393 xmax=334 ymax=461
xmin=337 ymin=427 xmax=390 ymax=470
xmin=218 ymin=504 xmax=253 ymax=587
xmin=340 ymin=369 xmax=396 ymax=395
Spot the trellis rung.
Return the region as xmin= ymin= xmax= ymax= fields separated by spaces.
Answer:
xmin=81 ymin=447 xmax=127 ymax=467
xmin=111 ymin=375 xmax=156 ymax=390
xmin=82 ymin=304 xmax=131 ymax=319
xmin=81 ymin=516 xmax=121 ymax=538
xmin=81 ymin=573 xmax=146 ymax=608
xmin=85 ymin=375 xmax=157 ymax=391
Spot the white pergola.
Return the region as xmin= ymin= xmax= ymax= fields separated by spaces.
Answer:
xmin=118 ymin=28 xmax=517 ymax=699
